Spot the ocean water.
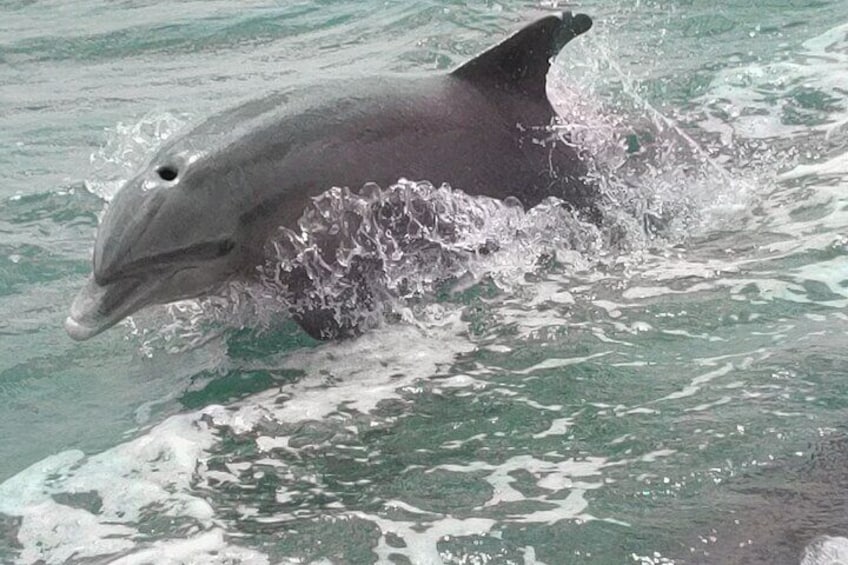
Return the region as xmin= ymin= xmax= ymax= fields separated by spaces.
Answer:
xmin=2 ymin=0 xmax=848 ymax=563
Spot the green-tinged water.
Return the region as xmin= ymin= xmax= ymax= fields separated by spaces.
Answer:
xmin=2 ymin=1 xmax=848 ymax=564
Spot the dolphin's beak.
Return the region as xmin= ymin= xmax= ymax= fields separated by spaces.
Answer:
xmin=64 ymin=316 xmax=100 ymax=341
xmin=64 ymin=275 xmax=148 ymax=341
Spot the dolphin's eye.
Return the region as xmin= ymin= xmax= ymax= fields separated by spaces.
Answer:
xmin=217 ymin=239 xmax=236 ymax=257
xmin=156 ymin=165 xmax=178 ymax=182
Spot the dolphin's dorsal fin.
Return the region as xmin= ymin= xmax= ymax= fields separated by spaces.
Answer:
xmin=451 ymin=11 xmax=592 ymax=99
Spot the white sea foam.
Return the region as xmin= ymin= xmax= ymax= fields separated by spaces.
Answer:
xmin=801 ymin=535 xmax=848 ymax=565
xmin=0 ymin=317 xmax=481 ymax=564
xmin=697 ymin=21 xmax=848 ymax=141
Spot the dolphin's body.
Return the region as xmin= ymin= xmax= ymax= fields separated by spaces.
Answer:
xmin=65 ymin=11 xmax=596 ymax=341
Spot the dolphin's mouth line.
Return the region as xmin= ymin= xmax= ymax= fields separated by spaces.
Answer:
xmin=97 ymin=277 xmax=143 ymax=316
xmin=96 ymin=239 xmax=235 ymax=286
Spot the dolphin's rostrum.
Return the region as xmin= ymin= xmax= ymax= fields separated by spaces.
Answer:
xmin=66 ymin=11 xmax=596 ymax=341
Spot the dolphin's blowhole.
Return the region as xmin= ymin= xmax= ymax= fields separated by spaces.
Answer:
xmin=156 ymin=165 xmax=178 ymax=181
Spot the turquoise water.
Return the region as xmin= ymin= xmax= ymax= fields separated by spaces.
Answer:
xmin=2 ymin=1 xmax=848 ymax=563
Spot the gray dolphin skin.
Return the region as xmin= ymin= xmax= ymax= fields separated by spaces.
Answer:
xmin=65 ymin=11 xmax=596 ymax=341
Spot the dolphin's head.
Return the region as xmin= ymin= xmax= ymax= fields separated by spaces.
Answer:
xmin=65 ymin=141 xmax=266 ymax=341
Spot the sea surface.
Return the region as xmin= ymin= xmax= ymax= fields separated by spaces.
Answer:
xmin=2 ymin=1 xmax=848 ymax=564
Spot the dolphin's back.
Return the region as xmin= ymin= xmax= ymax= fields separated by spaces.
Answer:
xmin=275 ymin=75 xmax=585 ymax=204
xmin=159 ymin=11 xmax=596 ymax=223
xmin=188 ymin=75 xmax=590 ymax=238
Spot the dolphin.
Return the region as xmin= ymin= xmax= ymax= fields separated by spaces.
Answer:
xmin=65 ymin=11 xmax=596 ymax=341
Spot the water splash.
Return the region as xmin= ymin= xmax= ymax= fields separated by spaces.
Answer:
xmin=549 ymin=49 xmax=763 ymax=253
xmin=141 ymin=180 xmax=603 ymax=345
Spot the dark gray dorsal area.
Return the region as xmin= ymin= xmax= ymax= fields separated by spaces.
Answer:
xmin=451 ymin=12 xmax=593 ymax=99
